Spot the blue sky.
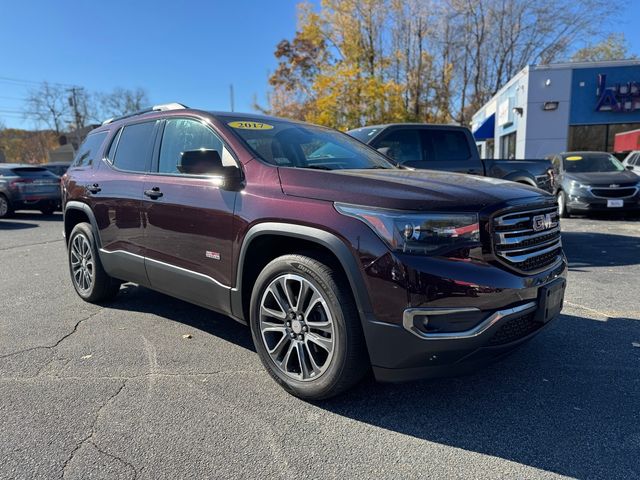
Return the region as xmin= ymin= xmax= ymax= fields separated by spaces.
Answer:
xmin=0 ymin=0 xmax=638 ymax=129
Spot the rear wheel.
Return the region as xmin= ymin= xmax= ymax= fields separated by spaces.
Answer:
xmin=0 ymin=194 xmax=12 ymax=218
xmin=250 ymin=254 xmax=369 ymax=400
xmin=557 ymin=190 xmax=570 ymax=218
xmin=68 ymin=222 xmax=121 ymax=302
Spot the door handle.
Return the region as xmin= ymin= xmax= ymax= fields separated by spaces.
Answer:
xmin=144 ymin=187 xmax=163 ymax=199
xmin=86 ymin=183 xmax=101 ymax=194
xmin=466 ymin=169 xmax=478 ymax=174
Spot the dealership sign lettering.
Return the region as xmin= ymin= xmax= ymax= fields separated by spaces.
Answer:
xmin=595 ymin=74 xmax=640 ymax=112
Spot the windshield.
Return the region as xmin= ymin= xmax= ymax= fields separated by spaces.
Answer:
xmin=219 ymin=116 xmax=395 ymax=170
xmin=346 ymin=126 xmax=382 ymax=143
xmin=562 ymin=153 xmax=625 ymax=173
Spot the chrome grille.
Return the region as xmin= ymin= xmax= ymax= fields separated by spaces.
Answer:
xmin=492 ymin=204 xmax=562 ymax=273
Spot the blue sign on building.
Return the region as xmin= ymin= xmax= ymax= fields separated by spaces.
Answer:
xmin=570 ymin=65 xmax=640 ymax=125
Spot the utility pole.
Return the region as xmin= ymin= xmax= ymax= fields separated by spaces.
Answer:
xmin=229 ymin=84 xmax=235 ymax=112
xmin=67 ymin=87 xmax=85 ymax=148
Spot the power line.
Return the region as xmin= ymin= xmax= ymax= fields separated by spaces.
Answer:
xmin=0 ymin=76 xmax=76 ymax=88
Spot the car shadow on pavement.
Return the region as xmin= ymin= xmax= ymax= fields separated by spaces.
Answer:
xmin=317 ymin=313 xmax=640 ymax=479
xmin=0 ymin=221 xmax=38 ymax=230
xmin=102 ymin=282 xmax=640 ymax=477
xmin=107 ymin=283 xmax=255 ymax=351
xmin=7 ymin=212 xmax=63 ymax=222
xmin=562 ymin=231 xmax=640 ymax=268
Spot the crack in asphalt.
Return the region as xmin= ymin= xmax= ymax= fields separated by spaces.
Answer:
xmin=60 ymin=380 xmax=138 ymax=479
xmin=0 ymin=309 xmax=103 ymax=362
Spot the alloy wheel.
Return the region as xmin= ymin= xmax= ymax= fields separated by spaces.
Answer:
xmin=70 ymin=234 xmax=94 ymax=292
xmin=259 ymin=274 xmax=335 ymax=381
xmin=0 ymin=196 xmax=8 ymax=217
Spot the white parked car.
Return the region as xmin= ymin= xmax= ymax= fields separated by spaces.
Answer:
xmin=623 ymin=151 xmax=640 ymax=174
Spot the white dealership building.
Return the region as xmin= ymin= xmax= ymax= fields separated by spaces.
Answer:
xmin=471 ymin=60 xmax=640 ymax=160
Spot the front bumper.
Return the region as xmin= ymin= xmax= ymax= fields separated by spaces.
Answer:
xmin=361 ymin=253 xmax=568 ymax=382
xmin=567 ymin=190 xmax=640 ymax=212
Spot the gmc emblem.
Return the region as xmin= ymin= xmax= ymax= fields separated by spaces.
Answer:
xmin=532 ymin=213 xmax=557 ymax=232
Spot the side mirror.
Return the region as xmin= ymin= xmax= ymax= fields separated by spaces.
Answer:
xmin=179 ymin=149 xmax=224 ymax=175
xmin=179 ymin=149 xmax=243 ymax=190
xmin=626 ymin=165 xmax=634 ymax=170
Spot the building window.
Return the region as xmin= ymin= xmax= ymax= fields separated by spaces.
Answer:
xmin=568 ymin=124 xmax=640 ymax=152
xmin=500 ymin=132 xmax=516 ymax=159
xmin=568 ymin=125 xmax=607 ymax=151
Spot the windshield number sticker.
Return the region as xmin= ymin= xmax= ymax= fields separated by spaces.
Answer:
xmin=228 ymin=121 xmax=274 ymax=130
xmin=566 ymin=156 xmax=583 ymax=161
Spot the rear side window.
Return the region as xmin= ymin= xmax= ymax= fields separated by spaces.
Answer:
xmin=422 ymin=129 xmax=471 ymax=162
xmin=112 ymin=121 xmax=156 ymax=172
xmin=9 ymin=167 xmax=58 ymax=178
xmin=376 ymin=129 xmax=423 ymax=163
xmin=72 ymin=132 xmax=108 ymax=168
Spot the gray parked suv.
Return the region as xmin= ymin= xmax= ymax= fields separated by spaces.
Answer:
xmin=0 ymin=164 xmax=61 ymax=217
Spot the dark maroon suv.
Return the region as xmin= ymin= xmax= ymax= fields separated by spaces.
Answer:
xmin=62 ymin=103 xmax=567 ymax=399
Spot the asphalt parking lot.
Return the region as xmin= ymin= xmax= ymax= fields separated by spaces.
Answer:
xmin=1 ymin=212 xmax=639 ymax=479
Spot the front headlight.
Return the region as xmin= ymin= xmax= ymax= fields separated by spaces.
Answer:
xmin=569 ymin=180 xmax=588 ymax=191
xmin=335 ymin=203 xmax=480 ymax=255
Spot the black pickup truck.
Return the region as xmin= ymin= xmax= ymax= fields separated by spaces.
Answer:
xmin=348 ymin=124 xmax=553 ymax=191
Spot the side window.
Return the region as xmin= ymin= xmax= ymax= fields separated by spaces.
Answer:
xmin=375 ymin=129 xmax=422 ymax=163
xmin=631 ymin=153 xmax=639 ymax=166
xmin=112 ymin=121 xmax=156 ymax=172
xmin=421 ymin=129 xmax=471 ymax=162
xmin=71 ymin=132 xmax=108 ymax=168
xmin=158 ymin=118 xmax=236 ymax=174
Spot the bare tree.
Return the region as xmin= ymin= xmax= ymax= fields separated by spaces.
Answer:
xmin=25 ymin=82 xmax=69 ymax=135
xmin=572 ymin=33 xmax=637 ymax=62
xmin=99 ymin=87 xmax=149 ymax=118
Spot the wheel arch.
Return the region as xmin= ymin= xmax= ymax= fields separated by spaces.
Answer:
xmin=64 ymin=201 xmax=101 ymax=248
xmin=232 ymin=223 xmax=373 ymax=325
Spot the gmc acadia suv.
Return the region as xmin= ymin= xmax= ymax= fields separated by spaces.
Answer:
xmin=62 ymin=103 xmax=567 ymax=400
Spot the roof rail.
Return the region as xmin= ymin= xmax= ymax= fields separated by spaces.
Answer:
xmin=101 ymin=102 xmax=188 ymax=125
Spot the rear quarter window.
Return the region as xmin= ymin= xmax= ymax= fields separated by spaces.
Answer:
xmin=71 ymin=132 xmax=108 ymax=168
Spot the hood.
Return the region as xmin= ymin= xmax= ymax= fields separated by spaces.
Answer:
xmin=278 ymin=168 xmax=548 ymax=211
xmin=565 ymin=170 xmax=639 ymax=186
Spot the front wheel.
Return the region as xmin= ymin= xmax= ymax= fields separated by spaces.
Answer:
xmin=68 ymin=222 xmax=121 ymax=302
xmin=249 ymin=254 xmax=369 ymax=400
xmin=557 ymin=191 xmax=570 ymax=218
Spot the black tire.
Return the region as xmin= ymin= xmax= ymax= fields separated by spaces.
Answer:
xmin=557 ymin=190 xmax=571 ymax=218
xmin=249 ymin=254 xmax=369 ymax=400
xmin=0 ymin=194 xmax=13 ymax=218
xmin=68 ymin=222 xmax=121 ymax=303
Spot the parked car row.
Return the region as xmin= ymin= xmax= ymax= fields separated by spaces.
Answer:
xmin=61 ymin=104 xmax=567 ymax=399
